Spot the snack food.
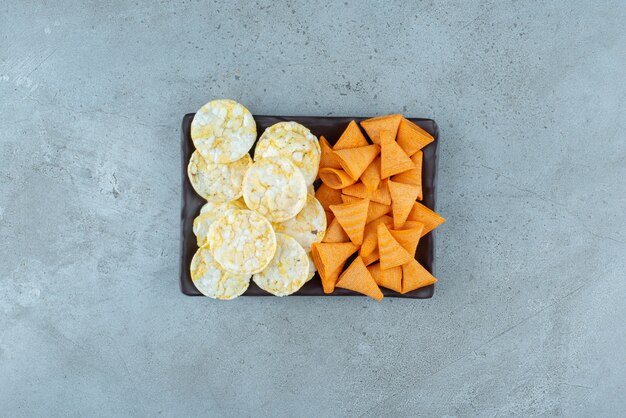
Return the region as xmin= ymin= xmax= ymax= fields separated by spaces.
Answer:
xmin=311 ymin=242 xmax=357 ymax=293
xmin=272 ymin=194 xmax=326 ymax=252
xmin=190 ymin=246 xmax=250 ymax=300
xmin=388 ymin=179 xmax=421 ymax=229
xmin=191 ymin=99 xmax=256 ymax=163
xmin=193 ymin=201 xmax=241 ymax=247
xmin=253 ymin=233 xmax=309 ymax=296
xmin=208 ymin=209 xmax=277 ymax=274
xmin=242 ymin=158 xmax=307 ymax=222
xmin=380 ymin=130 xmax=414 ymax=178
xmin=329 ymin=198 xmax=369 ymax=246
xmin=255 ymin=121 xmax=321 ymax=185
xmin=377 ymin=223 xmax=413 ymax=270
xmin=360 ymin=114 xmax=402 ymax=144
xmin=187 ymin=151 xmax=252 ymax=202
xmin=335 ymin=257 xmax=383 ymax=300
xmin=396 ymin=117 xmax=434 ymax=156
xmin=333 ymin=144 xmax=380 ymax=179
xmin=401 ymin=258 xmax=437 ymax=294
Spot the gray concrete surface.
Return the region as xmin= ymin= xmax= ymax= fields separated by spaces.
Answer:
xmin=1 ymin=0 xmax=625 ymax=416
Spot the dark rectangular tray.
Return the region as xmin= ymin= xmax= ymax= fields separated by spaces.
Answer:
xmin=180 ymin=115 xmax=439 ymax=298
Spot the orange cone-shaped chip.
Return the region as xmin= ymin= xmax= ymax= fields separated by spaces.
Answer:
xmin=360 ymin=156 xmax=381 ymax=192
xmin=391 ymin=151 xmax=423 ymax=200
xmin=334 ymin=120 xmax=369 ymax=150
xmin=378 ymin=266 xmax=402 ymax=293
xmin=319 ymin=168 xmax=357 ymax=189
xmin=389 ymin=224 xmax=424 ymax=256
xmin=401 ymin=258 xmax=437 ymax=293
xmin=316 ymin=183 xmax=343 ymax=211
xmin=362 ymin=249 xmax=380 ymax=266
xmin=319 ymin=135 xmax=342 ymax=170
xmin=367 ymin=263 xmax=381 ymax=284
xmin=341 ymin=195 xmax=390 ymax=224
xmin=342 ymin=180 xmax=391 ymax=205
xmin=334 ymin=144 xmax=380 ymax=179
xmin=329 ymin=198 xmax=369 ymax=246
xmin=336 ymin=257 xmax=384 ymax=300
xmin=407 ymin=202 xmax=446 ymax=236
xmin=311 ymin=242 xmax=358 ymax=294
xmin=388 ymin=179 xmax=421 ymax=229
xmin=360 ymin=114 xmax=402 ymax=144
xmin=360 ymin=215 xmax=394 ymax=258
xmin=377 ymin=223 xmax=413 ymax=270
xmin=322 ymin=217 xmax=350 ymax=243
xmin=396 ymin=118 xmax=434 ymax=156
xmin=380 ymin=130 xmax=415 ymax=178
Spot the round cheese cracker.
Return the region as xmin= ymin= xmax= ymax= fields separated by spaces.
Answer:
xmin=191 ymin=99 xmax=256 ymax=163
xmin=190 ymin=245 xmax=250 ymax=300
xmin=306 ymin=252 xmax=316 ymax=282
xmin=272 ymin=194 xmax=326 ymax=252
xmin=242 ymin=158 xmax=307 ymax=222
xmin=194 ymin=201 xmax=241 ymax=247
xmin=255 ymin=121 xmax=321 ymax=185
xmin=252 ymin=233 xmax=309 ymax=296
xmin=188 ymin=151 xmax=251 ymax=202
xmin=208 ymin=209 xmax=276 ymax=274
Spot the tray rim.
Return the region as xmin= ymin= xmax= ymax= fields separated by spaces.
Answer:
xmin=180 ymin=113 xmax=440 ymax=299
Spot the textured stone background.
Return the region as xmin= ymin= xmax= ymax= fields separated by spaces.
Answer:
xmin=1 ymin=1 xmax=625 ymax=416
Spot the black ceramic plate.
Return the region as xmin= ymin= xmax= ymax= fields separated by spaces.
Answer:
xmin=180 ymin=115 xmax=440 ymax=298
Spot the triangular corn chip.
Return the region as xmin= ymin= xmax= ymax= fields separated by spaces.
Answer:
xmin=367 ymin=263 xmax=381 ymax=284
xmin=401 ymin=258 xmax=437 ymax=293
xmin=360 ymin=114 xmax=402 ymax=144
xmin=329 ymin=198 xmax=369 ymax=246
xmin=377 ymin=223 xmax=413 ymax=270
xmin=407 ymin=202 xmax=446 ymax=236
xmin=391 ymin=151 xmax=423 ymax=200
xmin=319 ymin=168 xmax=357 ymax=189
xmin=311 ymin=242 xmax=358 ymax=294
xmin=341 ymin=195 xmax=390 ymax=223
xmin=378 ymin=266 xmax=402 ymax=293
xmin=322 ymin=217 xmax=350 ymax=243
xmin=334 ymin=120 xmax=369 ymax=150
xmin=316 ymin=183 xmax=343 ymax=211
xmin=334 ymin=144 xmax=380 ymax=179
xmin=401 ymin=220 xmax=424 ymax=230
xmin=362 ymin=249 xmax=380 ymax=266
xmin=360 ymin=215 xmax=394 ymax=258
xmin=336 ymin=257 xmax=383 ymax=300
xmin=342 ymin=180 xmax=391 ymax=205
xmin=388 ymin=179 xmax=421 ymax=229
xmin=360 ymin=156 xmax=381 ymax=192
xmin=396 ymin=118 xmax=434 ymax=156
xmin=319 ymin=135 xmax=342 ymax=170
xmin=380 ymin=130 xmax=415 ymax=178
xmin=389 ymin=224 xmax=424 ymax=256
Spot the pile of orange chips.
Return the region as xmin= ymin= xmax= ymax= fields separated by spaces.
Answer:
xmin=312 ymin=114 xmax=445 ymax=300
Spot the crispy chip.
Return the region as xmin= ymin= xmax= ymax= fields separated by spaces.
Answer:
xmin=378 ymin=266 xmax=402 ymax=293
xmin=360 ymin=114 xmax=402 ymax=145
xmin=360 ymin=215 xmax=394 ymax=258
xmin=322 ymin=217 xmax=350 ymax=243
xmin=319 ymin=168 xmax=357 ymax=189
xmin=341 ymin=195 xmax=391 ymax=224
xmin=315 ymin=183 xmax=344 ymax=211
xmin=334 ymin=120 xmax=369 ymax=150
xmin=362 ymin=249 xmax=380 ymax=266
xmin=329 ymin=198 xmax=369 ymax=246
xmin=360 ymin=156 xmax=381 ymax=191
xmin=377 ymin=223 xmax=413 ymax=270
xmin=367 ymin=262 xmax=381 ymax=283
xmin=319 ymin=135 xmax=342 ymax=170
xmin=342 ymin=180 xmax=391 ymax=205
xmin=380 ymin=130 xmax=415 ymax=178
xmin=311 ymin=242 xmax=358 ymax=294
xmin=396 ymin=118 xmax=434 ymax=156
xmin=388 ymin=179 xmax=421 ymax=229
xmin=401 ymin=258 xmax=437 ymax=293
xmin=389 ymin=224 xmax=424 ymax=256
xmin=334 ymin=144 xmax=380 ymax=179
xmin=391 ymin=151 xmax=423 ymax=200
xmin=407 ymin=201 xmax=446 ymax=236
xmin=335 ymin=257 xmax=384 ymax=300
